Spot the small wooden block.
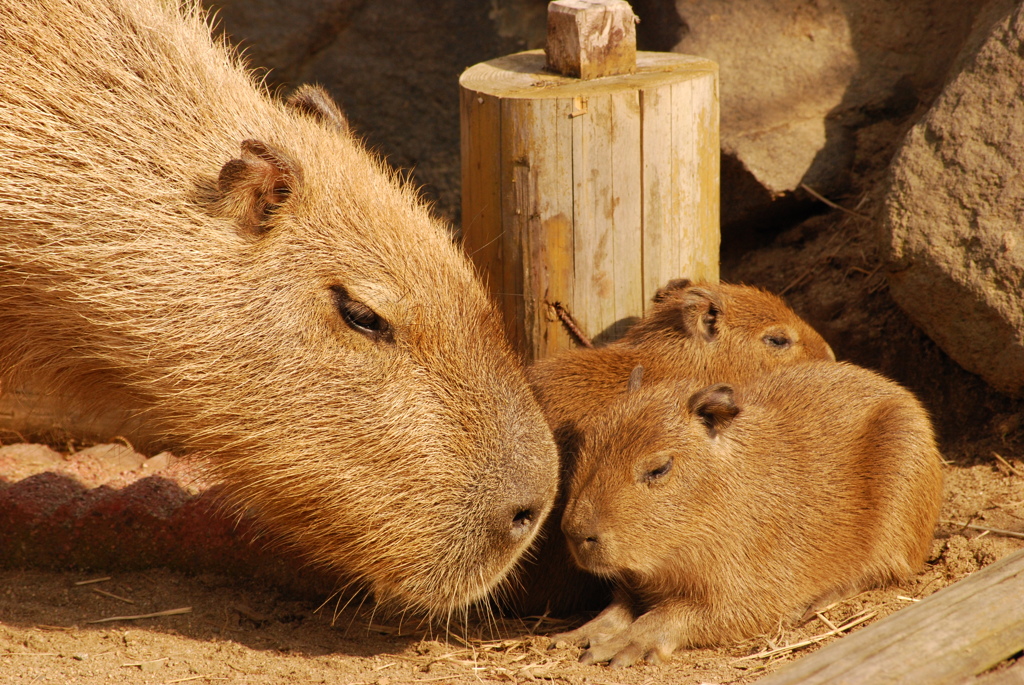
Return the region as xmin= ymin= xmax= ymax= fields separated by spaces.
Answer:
xmin=545 ymin=0 xmax=637 ymax=80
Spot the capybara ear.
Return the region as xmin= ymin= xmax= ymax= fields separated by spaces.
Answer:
xmin=217 ymin=139 xmax=302 ymax=235
xmin=687 ymin=383 xmax=739 ymax=437
xmin=286 ymin=84 xmax=349 ymax=134
xmin=627 ymin=365 xmax=644 ymax=393
xmin=651 ymin=278 xmax=692 ymax=303
xmin=677 ymin=286 xmax=722 ymax=342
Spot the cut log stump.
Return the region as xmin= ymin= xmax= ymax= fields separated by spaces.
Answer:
xmin=460 ymin=51 xmax=719 ymax=360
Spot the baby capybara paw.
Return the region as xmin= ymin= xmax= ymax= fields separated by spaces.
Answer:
xmin=578 ymin=608 xmax=687 ymax=668
xmin=579 ymin=629 xmax=675 ymax=668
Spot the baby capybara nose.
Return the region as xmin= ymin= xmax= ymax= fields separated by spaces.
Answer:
xmin=562 ymin=517 xmax=599 ymax=551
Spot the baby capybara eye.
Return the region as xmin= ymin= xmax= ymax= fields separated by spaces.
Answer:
xmin=643 ymin=457 xmax=673 ymax=483
xmin=330 ymin=285 xmax=391 ymax=342
xmin=763 ymin=333 xmax=792 ymax=349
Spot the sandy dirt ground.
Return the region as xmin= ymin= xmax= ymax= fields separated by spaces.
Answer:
xmin=2 ymin=449 xmax=1023 ymax=685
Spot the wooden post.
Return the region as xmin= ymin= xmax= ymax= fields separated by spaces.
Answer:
xmin=460 ymin=0 xmax=719 ymax=362
xmin=754 ymin=549 xmax=1024 ymax=685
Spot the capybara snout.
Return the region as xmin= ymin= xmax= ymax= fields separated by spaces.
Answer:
xmin=0 ymin=0 xmax=558 ymax=615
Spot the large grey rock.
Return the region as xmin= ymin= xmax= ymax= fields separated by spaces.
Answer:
xmin=883 ymin=0 xmax=1024 ymax=395
xmin=673 ymin=0 xmax=984 ymax=229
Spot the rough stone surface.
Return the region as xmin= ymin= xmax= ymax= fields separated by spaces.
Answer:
xmin=672 ymin=0 xmax=985 ymax=229
xmin=883 ymin=0 xmax=1024 ymax=396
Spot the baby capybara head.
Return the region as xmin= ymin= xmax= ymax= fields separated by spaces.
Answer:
xmin=622 ymin=279 xmax=835 ymax=374
xmin=559 ymin=379 xmax=731 ymax=582
xmin=0 ymin=0 xmax=557 ymax=615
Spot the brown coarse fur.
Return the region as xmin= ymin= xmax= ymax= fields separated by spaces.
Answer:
xmin=556 ymin=361 xmax=943 ymax=667
xmin=530 ymin=279 xmax=836 ymax=443
xmin=501 ymin=280 xmax=835 ymax=616
xmin=0 ymin=0 xmax=559 ymax=616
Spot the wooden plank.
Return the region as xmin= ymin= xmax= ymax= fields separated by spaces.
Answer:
xmin=689 ymin=73 xmax=720 ymax=283
xmin=459 ymin=87 xmax=504 ymax=310
xmin=524 ymin=96 xmax=574 ymax=360
xmin=608 ymin=89 xmax=643 ymax=341
xmin=755 ymin=549 xmax=1024 ymax=685
xmin=571 ymin=94 xmax=613 ymax=344
xmin=640 ymin=83 xmax=673 ymax=304
xmin=971 ymin=655 xmax=1024 ymax=685
xmin=498 ymin=98 xmax=531 ymax=355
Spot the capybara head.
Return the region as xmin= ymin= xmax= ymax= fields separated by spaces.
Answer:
xmin=559 ymin=380 xmax=731 ymax=582
xmin=560 ymin=362 xmax=942 ymax=652
xmin=622 ymin=279 xmax=836 ymax=374
xmin=0 ymin=0 xmax=558 ymax=614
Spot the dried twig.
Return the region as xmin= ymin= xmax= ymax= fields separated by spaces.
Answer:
xmin=86 ymin=606 xmax=192 ymax=624
xmin=546 ymin=301 xmax=593 ymax=348
xmin=814 ymin=612 xmax=837 ymax=631
xmin=941 ymin=520 xmax=1024 ymax=540
xmin=93 ymin=588 xmax=135 ymax=604
xmin=73 ymin=577 xmax=111 ymax=586
xmin=121 ymin=657 xmax=168 ymax=668
xmin=800 ymin=184 xmax=871 ymax=221
xmin=993 ymin=452 xmax=1022 ymax=478
xmin=733 ymin=611 xmax=877 ymax=662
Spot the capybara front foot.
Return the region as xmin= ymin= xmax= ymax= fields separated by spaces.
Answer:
xmin=578 ymin=603 xmax=694 ymax=668
xmin=550 ymin=593 xmax=634 ymax=651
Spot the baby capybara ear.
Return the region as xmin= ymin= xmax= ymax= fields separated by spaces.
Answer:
xmin=629 ymin=282 xmax=724 ymax=343
xmin=687 ymin=383 xmax=739 ymax=437
xmin=217 ymin=139 xmax=302 ymax=235
xmin=651 ymin=278 xmax=692 ymax=303
xmin=662 ymin=285 xmax=723 ymax=342
xmin=286 ymin=84 xmax=349 ymax=134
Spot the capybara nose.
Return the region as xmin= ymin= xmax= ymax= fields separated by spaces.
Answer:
xmin=562 ymin=520 xmax=600 ymax=551
xmin=505 ymin=488 xmax=553 ymax=542
xmin=509 ymin=504 xmax=539 ymax=540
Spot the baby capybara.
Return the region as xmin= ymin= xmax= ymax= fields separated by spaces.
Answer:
xmin=0 ymin=0 xmax=558 ymax=614
xmin=530 ymin=279 xmax=836 ymax=441
xmin=501 ymin=280 xmax=836 ymax=616
xmin=558 ymin=361 xmax=943 ymax=666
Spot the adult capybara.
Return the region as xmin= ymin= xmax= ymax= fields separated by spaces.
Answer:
xmin=500 ymin=280 xmax=835 ymax=616
xmin=0 ymin=0 xmax=558 ymax=615
xmin=557 ymin=361 xmax=943 ymax=667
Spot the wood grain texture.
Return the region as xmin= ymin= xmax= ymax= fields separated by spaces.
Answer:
xmin=755 ymin=549 xmax=1024 ymax=685
xmin=460 ymin=50 xmax=718 ymax=361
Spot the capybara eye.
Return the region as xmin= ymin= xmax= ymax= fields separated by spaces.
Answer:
xmin=763 ymin=333 xmax=792 ymax=350
xmin=644 ymin=458 xmax=673 ymax=483
xmin=330 ymin=285 xmax=392 ymax=342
